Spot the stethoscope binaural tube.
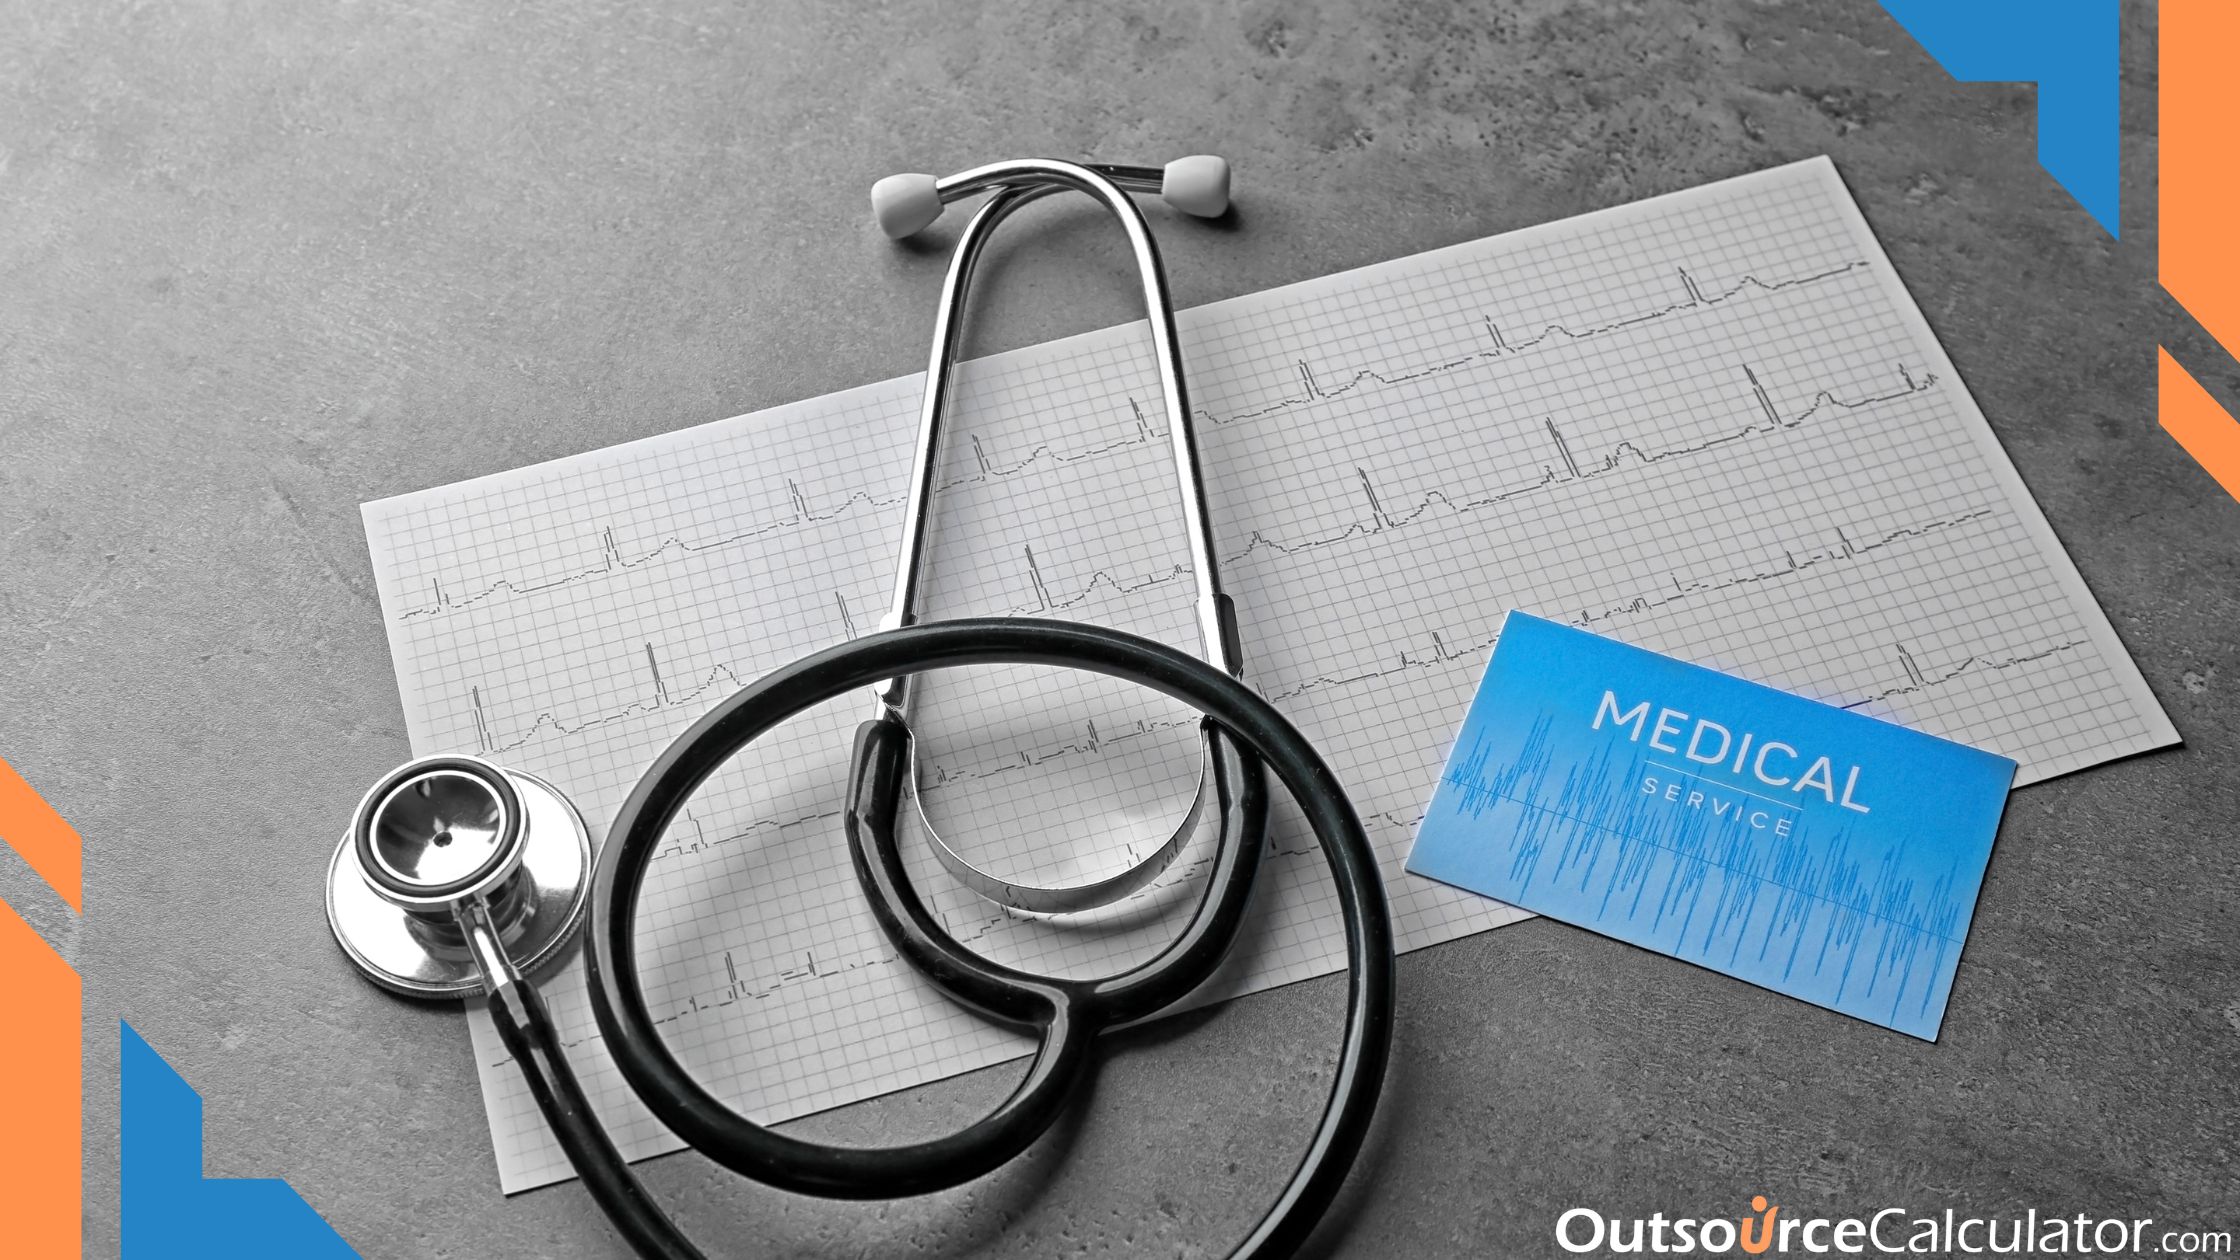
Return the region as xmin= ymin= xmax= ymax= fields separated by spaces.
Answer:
xmin=872 ymin=157 xmax=1245 ymax=915
xmin=585 ymin=618 xmax=1395 ymax=1258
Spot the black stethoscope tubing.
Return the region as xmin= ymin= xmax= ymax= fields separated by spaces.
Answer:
xmin=470 ymin=617 xmax=1395 ymax=1258
xmin=457 ymin=157 xmax=1395 ymax=1258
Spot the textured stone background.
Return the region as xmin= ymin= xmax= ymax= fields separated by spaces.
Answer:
xmin=2 ymin=0 xmax=2234 ymax=1256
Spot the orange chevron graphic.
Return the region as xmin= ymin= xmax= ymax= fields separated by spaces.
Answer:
xmin=0 ymin=756 xmax=83 ymax=911
xmin=1 ymin=756 xmax=86 ymax=1257
xmin=2160 ymin=349 xmax=2240 ymax=496
xmin=0 ymin=898 xmax=82 ymax=1257
xmin=2160 ymin=0 xmax=2240 ymax=502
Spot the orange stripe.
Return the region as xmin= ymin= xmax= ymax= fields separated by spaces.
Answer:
xmin=2159 ymin=349 xmax=2240 ymax=499
xmin=2162 ymin=0 xmax=2240 ymax=355
xmin=0 ymin=757 xmax=82 ymax=912
xmin=0 ymin=898 xmax=82 ymax=1258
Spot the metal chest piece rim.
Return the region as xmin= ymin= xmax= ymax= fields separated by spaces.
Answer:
xmin=326 ymin=754 xmax=593 ymax=998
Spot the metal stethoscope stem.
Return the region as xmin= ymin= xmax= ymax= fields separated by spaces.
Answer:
xmin=878 ymin=157 xmax=1237 ymax=696
xmin=876 ymin=158 xmax=1240 ymax=915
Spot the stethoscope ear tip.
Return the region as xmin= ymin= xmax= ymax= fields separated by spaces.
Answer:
xmin=874 ymin=156 xmax=1233 ymax=239
xmin=872 ymin=172 xmax=943 ymax=239
xmin=1161 ymin=155 xmax=1230 ymax=218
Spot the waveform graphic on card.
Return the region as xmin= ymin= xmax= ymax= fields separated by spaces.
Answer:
xmin=1439 ymin=719 xmax=1969 ymax=1032
xmin=1409 ymin=614 xmax=2017 ymax=1039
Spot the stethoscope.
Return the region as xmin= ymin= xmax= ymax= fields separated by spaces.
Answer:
xmin=327 ymin=156 xmax=1396 ymax=1259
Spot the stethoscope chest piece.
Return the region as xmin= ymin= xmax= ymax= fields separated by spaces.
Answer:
xmin=327 ymin=754 xmax=592 ymax=997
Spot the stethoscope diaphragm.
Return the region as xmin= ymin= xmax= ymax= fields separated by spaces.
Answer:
xmin=326 ymin=755 xmax=591 ymax=998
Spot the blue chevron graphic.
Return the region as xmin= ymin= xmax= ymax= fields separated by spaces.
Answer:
xmin=1878 ymin=0 xmax=2122 ymax=236
xmin=120 ymin=1022 xmax=359 ymax=1258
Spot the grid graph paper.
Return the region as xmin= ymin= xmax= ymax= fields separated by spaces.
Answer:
xmin=362 ymin=158 xmax=2176 ymax=1191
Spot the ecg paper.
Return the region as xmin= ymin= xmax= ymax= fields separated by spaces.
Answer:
xmin=362 ymin=157 xmax=2176 ymax=1191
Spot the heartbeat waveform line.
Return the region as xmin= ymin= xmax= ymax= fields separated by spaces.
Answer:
xmin=1219 ymin=260 xmax=1872 ymax=425
xmin=1571 ymin=508 xmax=1997 ymax=631
xmin=471 ymin=645 xmax=751 ymax=755
xmin=1439 ymin=716 xmax=1964 ymax=1024
xmin=464 ymin=503 xmax=2013 ymax=759
xmin=657 ymin=806 xmax=845 ymax=861
xmin=932 ymin=621 xmax=2078 ymax=802
xmin=468 ymin=504 xmax=2046 ymax=885
xmin=913 ymin=714 xmax=1201 ymax=791
xmin=986 ymin=358 xmax=1937 ymax=619
xmin=1257 ymin=505 xmax=2000 ymax=706
xmin=501 ymin=789 xmax=1448 ymax=1068
xmin=1841 ymin=638 xmax=2089 ymax=711
xmin=454 ymin=350 xmax=1949 ymax=750
xmin=400 ymin=481 xmax=902 ymax=622
xmin=649 ymin=715 xmax=1205 ymax=864
xmin=503 ymin=792 xmax=1337 ymax=1065
xmin=488 ymin=881 xmax=1057 ymax=1060
xmin=948 ymin=398 xmax=1164 ymax=494
xmin=1224 ymin=361 xmax=1936 ymax=566
xmin=397 ymin=257 xmax=1873 ymax=624
xmin=1015 ymin=543 xmax=1194 ymax=614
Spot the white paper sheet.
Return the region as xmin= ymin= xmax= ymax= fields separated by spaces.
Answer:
xmin=363 ymin=157 xmax=2176 ymax=1190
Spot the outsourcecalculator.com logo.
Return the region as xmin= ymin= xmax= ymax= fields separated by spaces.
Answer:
xmin=1555 ymin=1199 xmax=2233 ymax=1256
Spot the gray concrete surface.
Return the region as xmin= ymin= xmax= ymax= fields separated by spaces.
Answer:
xmin=3 ymin=0 xmax=2236 ymax=1256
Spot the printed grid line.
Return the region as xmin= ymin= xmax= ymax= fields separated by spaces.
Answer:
xmin=360 ymin=157 xmax=2176 ymax=1191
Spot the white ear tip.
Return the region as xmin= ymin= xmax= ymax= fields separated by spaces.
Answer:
xmin=872 ymin=173 xmax=943 ymax=239
xmin=1161 ymin=155 xmax=1230 ymax=218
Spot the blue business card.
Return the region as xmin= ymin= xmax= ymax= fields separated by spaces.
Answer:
xmin=1405 ymin=612 xmax=2017 ymax=1040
